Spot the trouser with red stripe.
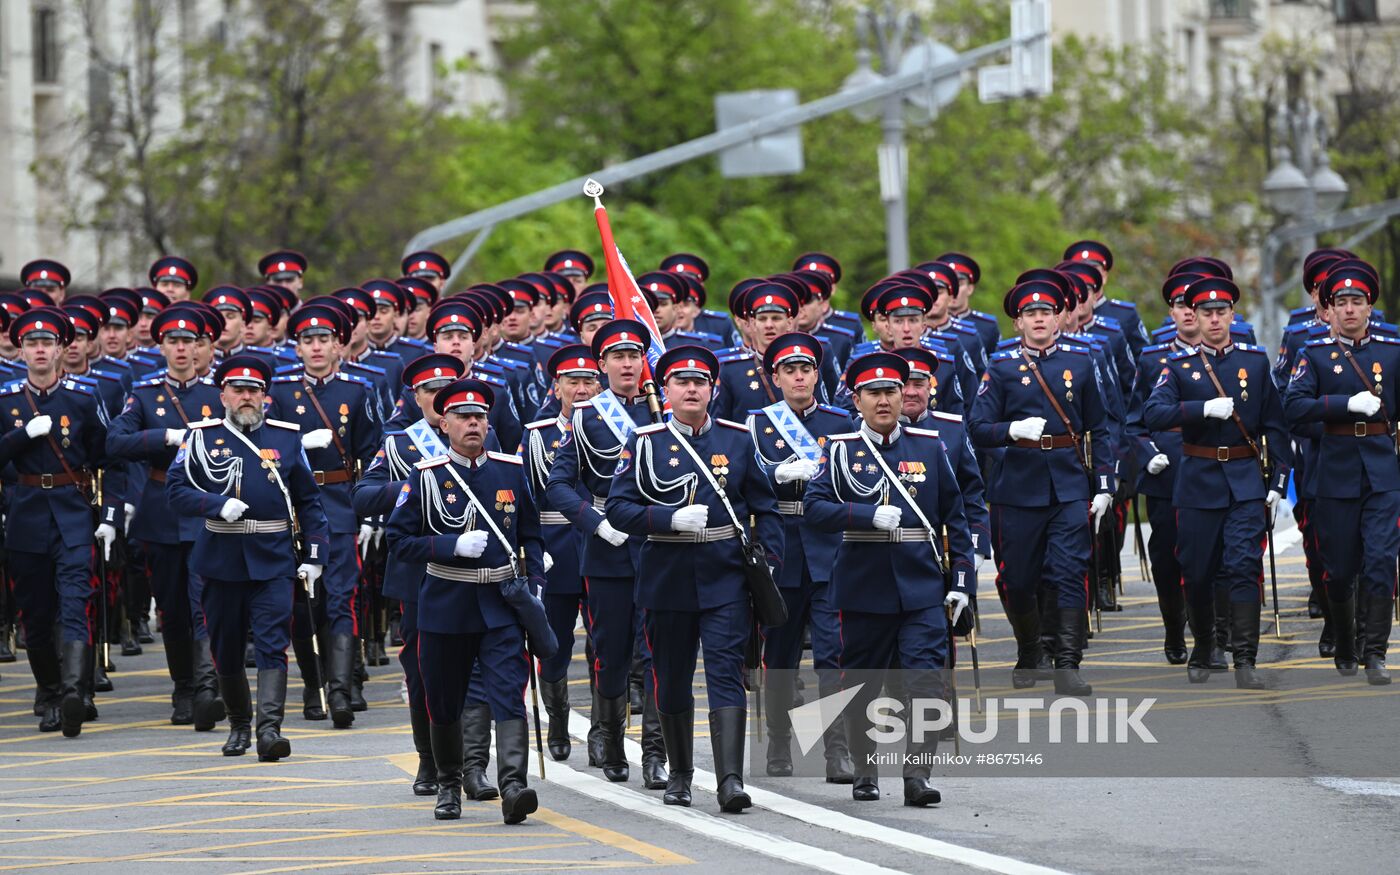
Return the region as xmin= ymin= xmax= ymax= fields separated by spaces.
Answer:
xmin=419 ymin=625 xmax=526 ymax=726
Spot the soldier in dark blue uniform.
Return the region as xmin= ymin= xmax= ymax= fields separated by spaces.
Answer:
xmin=743 ymin=333 xmax=854 ymax=781
xmin=608 ymin=345 xmax=784 ymax=812
xmin=0 ymin=308 xmax=122 ymax=736
xmin=1143 ymin=278 xmax=1289 ymax=689
xmin=1063 ymin=240 xmax=1150 ymax=358
xmin=545 ymin=249 xmax=595 ymax=297
xmin=527 ymin=345 xmax=602 ymax=764
xmin=364 ymin=279 xmax=432 ymax=367
xmin=713 ymin=284 xmax=840 ymax=419
xmin=545 ymin=320 xmax=662 ymax=785
xmin=149 ymin=255 xmax=198 ymax=303
xmin=792 ymin=252 xmax=862 ymax=338
xmin=267 ymin=305 xmax=380 ymax=728
xmin=108 ymin=309 xmax=227 ymax=729
xmin=937 ymin=252 xmax=1001 ymax=356
xmin=165 ymin=355 xmax=330 ymax=759
xmin=969 ymin=281 xmax=1114 ymax=696
xmin=385 ymin=377 xmax=545 ymax=825
xmin=257 ymin=250 xmax=308 ymax=297
xmin=398 ymin=277 xmax=440 ymax=341
xmin=791 ymin=270 xmax=856 ymax=368
xmin=805 ymin=352 xmax=975 ymax=806
xmin=916 ymin=260 xmax=990 ymax=383
xmin=1283 ymin=266 xmax=1397 ymax=685
xmin=20 ymin=259 xmax=71 ymax=304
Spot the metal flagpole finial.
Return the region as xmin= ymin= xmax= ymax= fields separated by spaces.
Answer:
xmin=583 ymin=178 xmax=605 ymax=207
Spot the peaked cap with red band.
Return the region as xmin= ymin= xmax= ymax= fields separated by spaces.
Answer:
xmin=763 ymin=331 xmax=824 ymax=374
xmin=845 ymin=351 xmax=909 ymax=392
xmin=401 ymin=250 xmax=450 ymax=280
xmin=548 ymin=343 xmax=601 ymax=379
xmin=433 ymin=377 xmax=495 ymax=416
xmin=402 ymin=353 xmax=465 ymax=390
xmin=656 ymin=345 xmax=719 ymax=383
xmin=149 ymin=256 xmax=198 ymax=288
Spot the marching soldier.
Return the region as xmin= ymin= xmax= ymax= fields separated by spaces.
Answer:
xmin=526 ymin=345 xmax=602 ymax=762
xmin=1062 ymin=240 xmax=1151 ymax=357
xmin=166 ymin=355 xmax=330 ymax=759
xmin=1283 ymin=265 xmax=1396 ymax=684
xmin=544 ymin=249 xmax=595 ymax=296
xmin=607 ymin=345 xmax=784 ymax=812
xmin=401 ymin=251 xmax=452 ymax=295
xmin=744 ymin=332 xmax=855 ymax=781
xmin=937 ymin=252 xmax=1000 ymax=356
xmin=258 ymin=250 xmax=309 ymax=297
xmin=19 ymin=259 xmax=71 ymax=304
xmin=385 ymin=377 xmax=544 ymax=825
xmin=804 ymin=351 xmax=975 ymax=806
xmin=969 ymin=280 xmax=1113 ymax=696
xmin=267 ymin=304 xmax=380 ymax=728
xmin=107 ymin=308 xmax=227 ymax=729
xmin=0 ymin=308 xmax=122 ymax=736
xmin=364 ymin=280 xmax=432 ymax=367
xmin=149 ymin=256 xmax=198 ymax=303
xmin=1142 ymin=277 xmax=1289 ymax=689
xmin=545 ymin=320 xmax=664 ymax=786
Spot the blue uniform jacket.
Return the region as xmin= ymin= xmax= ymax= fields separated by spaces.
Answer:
xmin=266 ymin=372 xmax=380 ymax=534
xmin=1094 ymin=297 xmax=1149 ymax=358
xmin=606 ymin=416 xmax=783 ymax=612
xmin=106 ymin=375 xmax=223 ymax=544
xmin=904 ymin=409 xmax=991 ymax=560
xmin=745 ymin=402 xmax=852 ymax=588
xmin=1141 ymin=344 xmax=1291 ymax=508
xmin=969 ymin=344 xmax=1115 ymax=505
xmin=1126 ymin=342 xmax=1190 ymax=500
xmin=803 ymin=423 xmax=975 ymax=613
xmin=353 ymin=426 xmax=444 ymax=602
xmin=166 ymin=417 xmax=330 ymax=580
xmin=385 ymin=450 xmax=544 ymax=634
xmin=1283 ymin=334 xmax=1400 ymax=498
xmin=524 ymin=415 xmax=588 ymax=597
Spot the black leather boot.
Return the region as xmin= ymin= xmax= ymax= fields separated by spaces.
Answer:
xmin=1186 ymin=602 xmax=1216 ymax=684
xmin=628 ymin=655 xmax=644 ymax=714
xmin=709 ymin=707 xmax=751 ymax=813
xmin=92 ymin=640 xmax=113 ymax=693
xmin=902 ymin=736 xmax=941 ymax=807
xmin=1317 ymin=595 xmax=1336 ymax=658
xmin=1212 ymin=588 xmax=1231 ymax=668
xmin=1328 ymin=596 xmax=1359 ymax=676
xmin=1230 ymin=602 xmax=1265 ymax=690
xmin=191 ymin=639 xmax=225 ymax=732
xmin=291 ymin=637 xmax=325 ymax=721
xmin=59 ymin=640 xmax=89 ymax=738
xmin=1158 ymin=585 xmax=1188 ymax=665
xmin=640 ymin=691 xmax=668 ymax=789
xmin=462 ymin=703 xmax=500 ymax=800
xmin=165 ymin=636 xmax=196 ymax=726
xmin=1307 ymin=588 xmax=1325 ymax=619
xmin=120 ymin=616 xmax=142 ymax=656
xmin=539 ymin=678 xmax=572 ymax=761
xmin=350 ymin=642 xmax=368 ymax=712
xmin=846 ymin=704 xmax=879 ymax=801
xmin=327 ymin=634 xmax=356 ymax=728
xmin=496 ymin=719 xmax=539 ymax=825
xmin=658 ymin=708 xmax=694 ymax=806
xmin=220 ymin=673 xmax=252 ymax=756
xmin=1362 ymin=596 xmax=1393 ymax=686
xmin=1007 ymin=610 xmax=1044 ymax=688
xmin=596 ymin=691 xmax=630 ymax=782
xmin=30 ymin=642 xmax=62 ymax=733
xmin=254 ymin=669 xmax=292 ymax=761
xmin=764 ymin=668 xmax=794 ymax=777
xmin=0 ymin=623 xmax=16 ymax=663
xmin=136 ymin=617 xmax=153 ymax=644
xmin=822 ymin=698 xmax=855 ymax=783
xmin=409 ymin=708 xmax=438 ymax=795
xmin=430 ymin=721 xmax=463 ymax=819
xmin=1053 ymin=610 xmax=1092 ymax=696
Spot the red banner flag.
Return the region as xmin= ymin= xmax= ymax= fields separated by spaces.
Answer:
xmin=589 ymin=180 xmax=666 ymax=382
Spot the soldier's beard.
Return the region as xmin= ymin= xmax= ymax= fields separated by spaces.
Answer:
xmin=229 ymin=407 xmax=265 ymax=430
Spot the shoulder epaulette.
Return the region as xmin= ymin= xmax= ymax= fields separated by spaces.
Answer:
xmin=272 ymin=374 xmax=299 ymax=383
xmin=1285 ymin=321 xmax=1312 ymax=335
xmin=62 ymin=379 xmax=95 ymax=395
xmin=1094 ymin=315 xmax=1123 ymax=330
xmin=348 ymin=361 xmax=388 ymax=376
xmin=0 ymin=384 xmax=22 ymax=399
xmin=1059 ymin=344 xmax=1091 ymax=356
xmin=1107 ymin=298 xmax=1139 ymax=311
xmin=905 ymin=426 xmax=940 ymax=438
xmin=1375 ymin=335 xmax=1400 ymax=345
xmin=1142 ymin=342 xmax=1172 ymax=355
xmin=1373 ymin=321 xmax=1398 ymax=334
xmin=189 ymin=418 xmax=221 ymax=428
xmin=385 ymin=429 xmax=406 ymax=437
xmin=97 ymin=356 xmax=132 ymax=370
xmin=1304 ymin=337 xmax=1335 ymax=347
xmin=1169 ymin=349 xmax=1194 ymax=361
xmin=1236 ymin=343 xmax=1266 ymax=354
xmin=488 ymin=451 xmax=523 ymax=465
xmin=818 ymin=403 xmax=847 ymax=416
xmin=572 ymin=399 xmax=594 ymax=411
xmin=476 ymin=373 xmax=507 ymax=388
xmin=265 ymin=418 xmax=300 ymax=431
xmin=501 ymin=341 xmax=531 ymax=354
xmin=717 ymin=351 xmax=748 ymax=363
xmin=133 ymin=376 xmax=164 ymax=389
xmin=415 ymin=455 xmax=448 ymax=469
xmin=994 ymin=338 xmax=1019 ymax=350
xmin=636 ymin=422 xmax=667 ymax=435
xmin=525 ymin=417 xmax=557 ymax=430
xmin=990 ymin=349 xmax=1019 ymax=362
xmin=966 ymin=310 xmax=998 ymax=324
xmin=718 ymin=418 xmax=748 ymax=432
xmin=1289 ymin=305 xmax=1313 ymax=316
xmin=336 ymin=372 xmax=372 ymax=387
xmin=820 ymin=323 xmax=857 ymax=338
xmin=930 ymin=411 xmax=964 ymax=423
xmin=830 ymin=432 xmax=860 ymax=441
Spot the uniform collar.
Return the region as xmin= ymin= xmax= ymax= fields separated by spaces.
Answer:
xmin=448 ymin=447 xmax=489 ymax=469
xmin=1336 ymin=333 xmax=1371 ymax=348
xmin=1169 ymin=338 xmax=1197 ymax=353
xmin=1199 ymin=343 xmax=1234 ymax=357
xmin=223 ymin=416 xmax=260 ymax=435
xmin=900 ymin=409 xmax=931 ymax=426
xmin=790 ymin=399 xmax=819 ymax=419
xmin=670 ymin=415 xmax=711 ymax=436
xmin=1019 ymin=342 xmax=1058 ymax=359
xmin=164 ymin=373 xmax=201 ymax=390
xmin=303 ymin=369 xmax=339 ymax=388
xmin=861 ymin=421 xmax=901 ymax=447
xmin=25 ymin=375 xmax=62 ymax=397
xmin=370 ymin=336 xmax=400 ymax=351
xmin=1092 ymin=296 xmax=1108 ymax=310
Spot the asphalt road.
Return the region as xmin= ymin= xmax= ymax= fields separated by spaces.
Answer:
xmin=0 ymin=520 xmax=1397 ymax=874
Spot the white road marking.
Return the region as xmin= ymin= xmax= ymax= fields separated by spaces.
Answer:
xmin=1313 ymin=777 xmax=1400 ymax=797
xmin=567 ymin=712 xmax=1069 ymax=875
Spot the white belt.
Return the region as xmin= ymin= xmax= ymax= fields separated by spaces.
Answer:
xmin=426 ymin=563 xmax=515 ymax=584
xmin=776 ymin=501 xmax=803 ymax=516
xmin=592 ymin=495 xmax=608 ymax=511
xmin=205 ymin=519 xmax=290 ymax=534
xmin=540 ymin=511 xmax=569 ymax=526
xmin=844 ymin=528 xmax=933 ymax=543
xmin=648 ymin=524 xmax=739 ymax=544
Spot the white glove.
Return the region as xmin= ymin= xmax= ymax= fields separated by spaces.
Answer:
xmin=373 ymin=526 xmax=385 ymax=549
xmin=596 ymin=519 xmax=629 ymax=546
xmin=1090 ymin=493 xmax=1113 ymax=532
xmin=543 ymin=551 xmax=555 ymax=573
xmin=123 ymin=502 xmax=136 ymax=533
xmin=1008 ymin=417 xmax=1046 ymax=442
xmin=302 ymin=428 xmax=334 ymax=450
xmin=672 ymin=505 xmax=709 ymax=533
xmin=94 ymin=523 xmax=117 ymax=561
xmin=165 ymin=428 xmax=186 ymax=447
xmin=358 ymin=523 xmax=375 ymax=559
xmin=872 ymin=506 xmax=903 ymax=531
xmin=1146 ymin=453 xmax=1170 ymax=475
xmin=297 ymin=563 xmax=323 ymax=587
xmin=24 ymin=415 xmax=51 ymax=438
xmin=219 ymin=498 xmax=249 ymax=522
xmin=1347 ymin=391 xmax=1382 ymax=417
xmin=944 ymin=591 xmax=970 ymax=627
xmin=454 ymin=530 xmax=488 ymax=558
xmin=1203 ymin=397 xmax=1235 ymax=420
xmin=775 ymin=459 xmax=819 ymax=484
xmin=1266 ymin=490 xmax=1282 ymax=519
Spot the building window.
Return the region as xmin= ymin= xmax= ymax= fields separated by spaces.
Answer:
xmin=1335 ymin=0 xmax=1379 ymax=23
xmin=33 ymin=7 xmax=61 ymax=84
